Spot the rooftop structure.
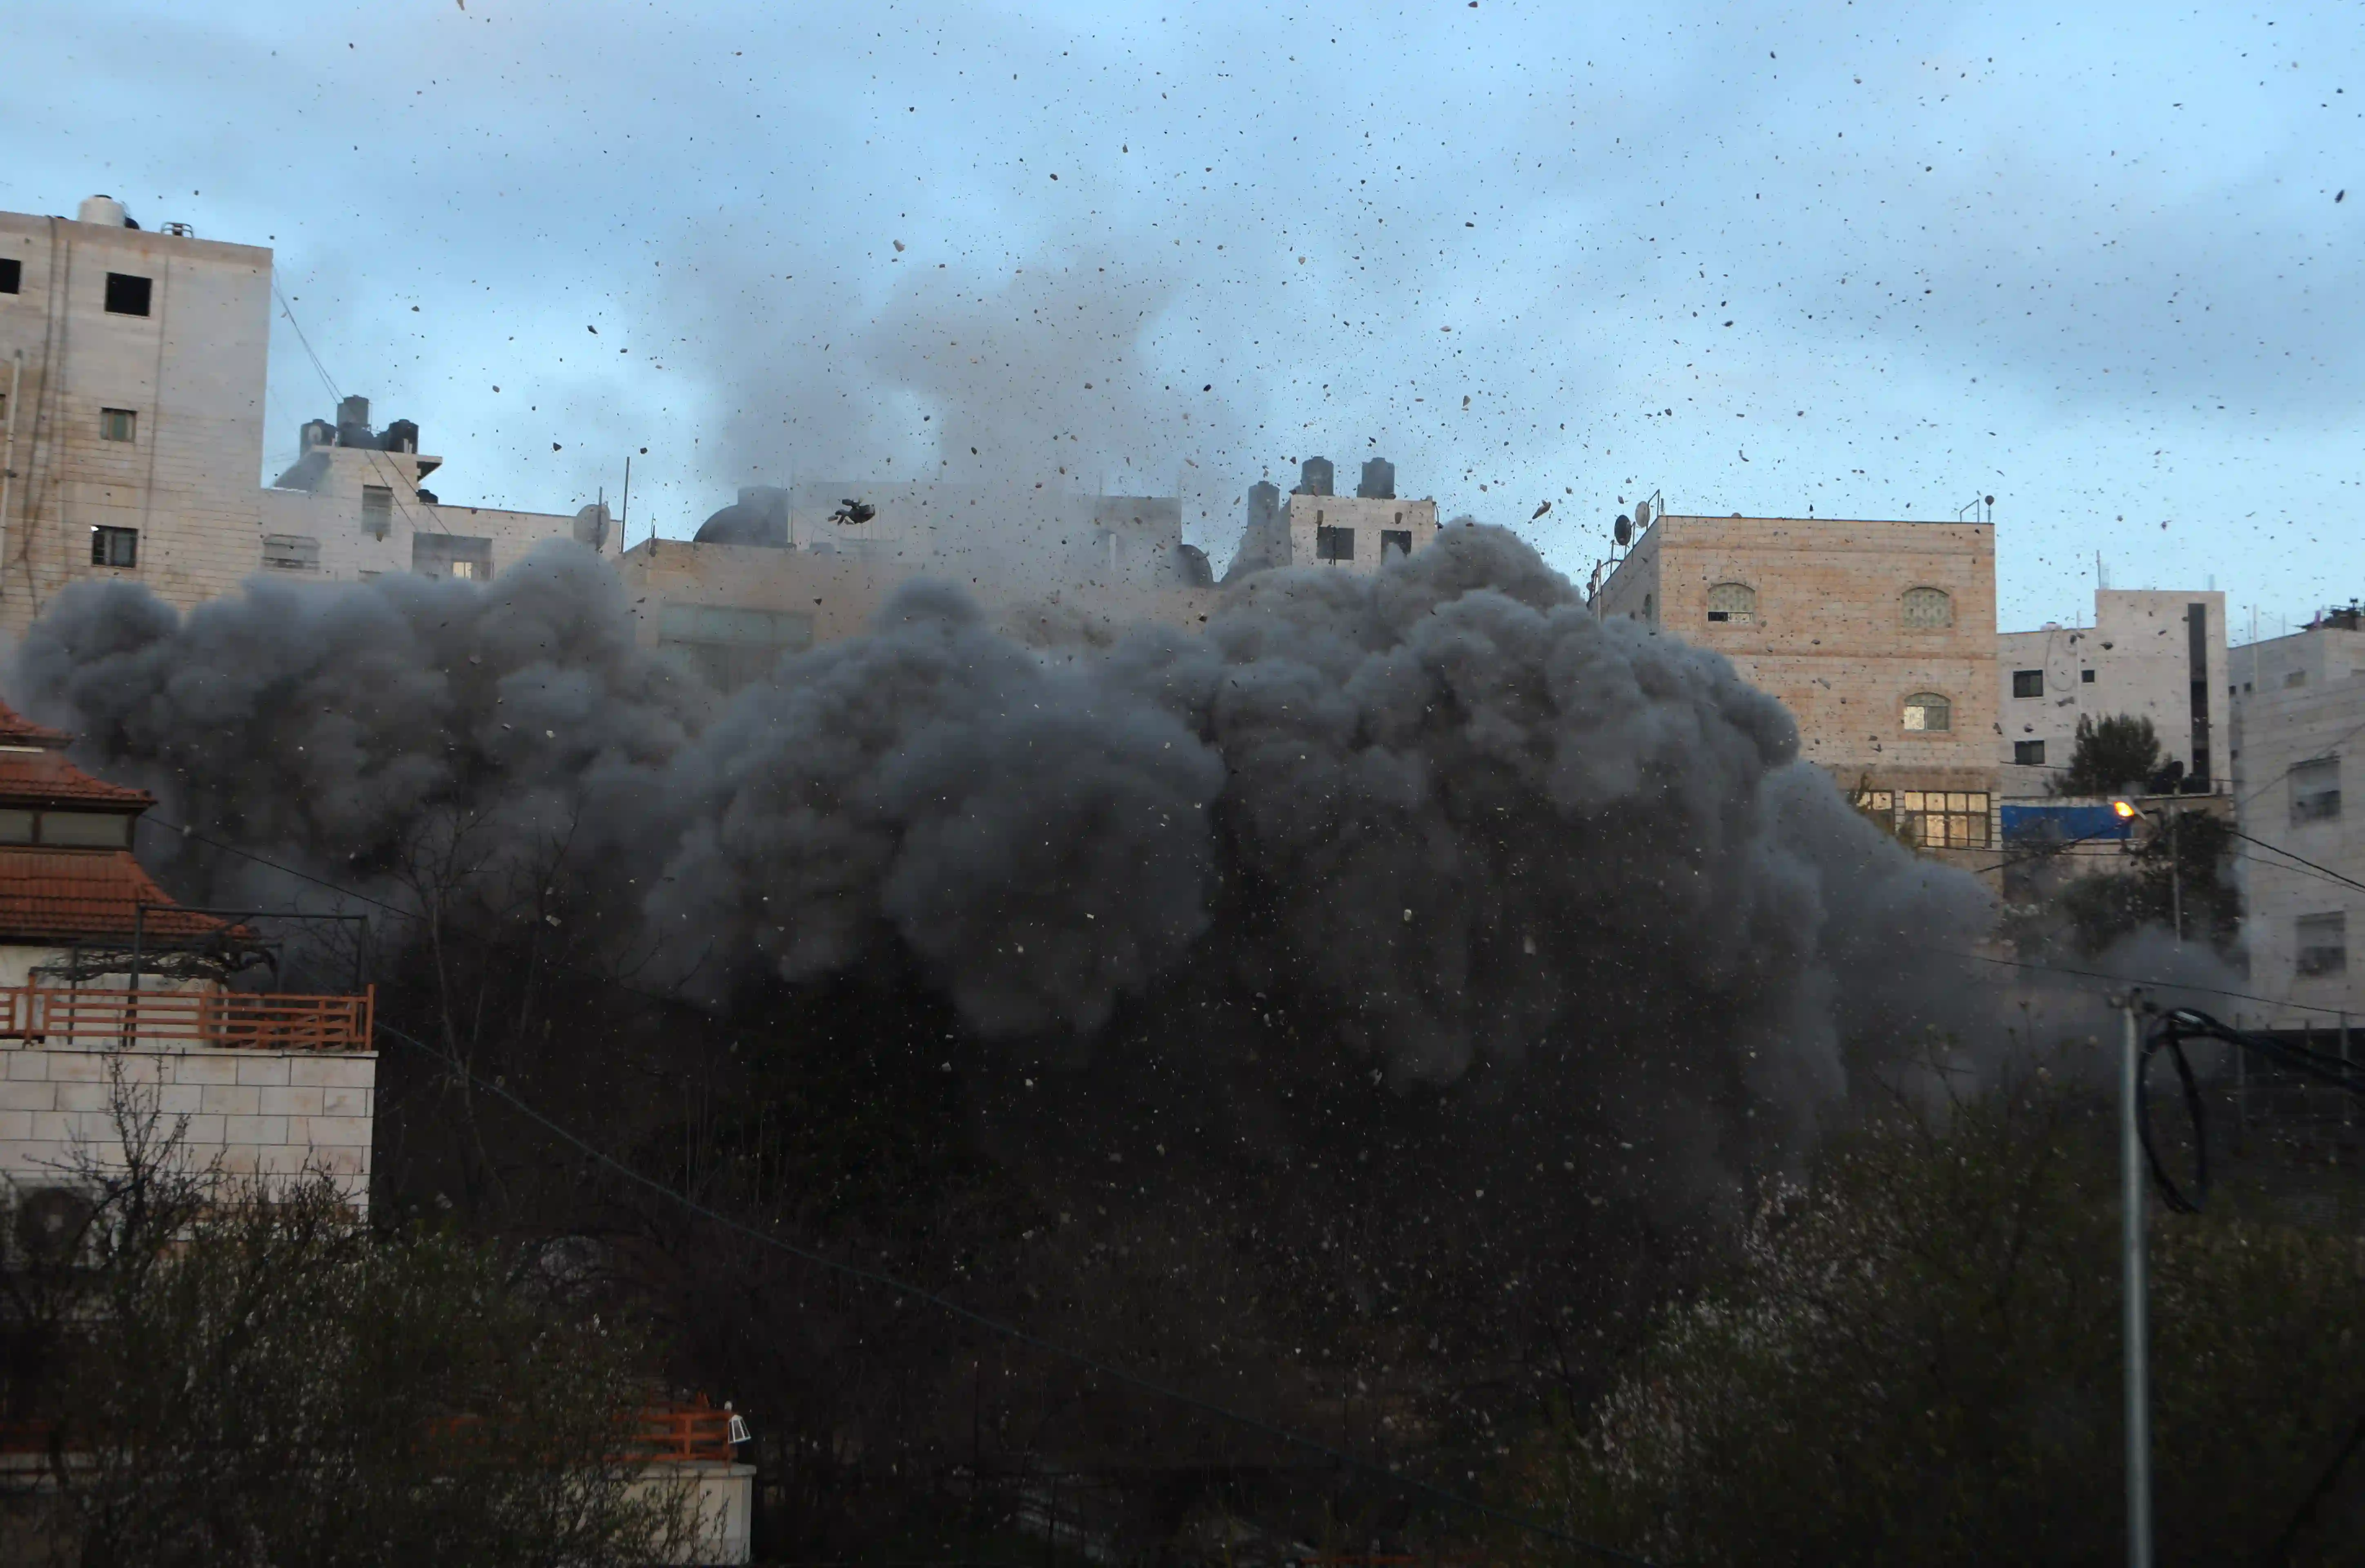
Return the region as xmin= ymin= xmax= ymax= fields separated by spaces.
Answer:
xmin=1223 ymin=455 xmax=1438 ymax=579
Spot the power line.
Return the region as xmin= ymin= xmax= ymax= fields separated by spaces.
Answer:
xmin=2228 ymin=828 xmax=2365 ymax=901
xmin=270 ymin=285 xmax=452 ymax=538
xmin=370 ymin=1017 xmax=1658 ymax=1568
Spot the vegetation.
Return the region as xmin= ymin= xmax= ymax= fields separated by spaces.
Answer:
xmin=2053 ymin=713 xmax=2163 ymax=797
xmin=1517 ymin=1071 xmax=2365 ymax=1566
xmin=0 ymin=1075 xmax=692 ymax=1568
xmin=2055 ymin=806 xmax=2243 ymax=956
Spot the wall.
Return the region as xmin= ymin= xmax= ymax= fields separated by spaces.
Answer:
xmin=1997 ymin=590 xmax=2229 ymax=797
xmin=261 ymin=441 xmax=603 ymax=582
xmin=2230 ymin=627 xmax=2365 ymax=1025
xmin=1280 ymin=494 xmax=1440 ymax=573
xmin=0 ymin=211 xmax=272 ymax=639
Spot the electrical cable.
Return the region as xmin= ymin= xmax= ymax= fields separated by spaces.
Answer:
xmin=2133 ymin=1007 xmax=2365 ymax=1215
xmin=367 ymin=1018 xmax=1659 ymax=1568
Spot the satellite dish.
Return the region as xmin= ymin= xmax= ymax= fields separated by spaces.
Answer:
xmin=1634 ymin=499 xmax=1651 ymax=528
xmin=1614 ymin=515 xmax=1632 ymax=547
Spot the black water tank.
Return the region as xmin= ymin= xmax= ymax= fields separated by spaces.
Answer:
xmin=1357 ymin=458 xmax=1395 ymax=500
xmin=382 ymin=419 xmax=419 ymax=454
xmin=1295 ymin=457 xmax=1334 ymax=497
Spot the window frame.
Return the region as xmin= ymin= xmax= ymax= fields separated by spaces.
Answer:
xmin=2296 ymin=911 xmax=2348 ymax=977
xmin=89 ymin=526 xmax=138 ymax=569
xmin=102 ymin=272 xmax=153 ymax=317
xmin=2291 ymin=756 xmax=2342 ymax=825
xmin=99 ymin=408 xmax=136 ymax=443
xmin=1704 ymin=581 xmax=1758 ymax=626
xmin=2011 ymin=668 xmax=2044 ymax=698
xmin=2013 ymin=739 xmax=2047 ymax=767
xmin=1902 ymin=691 xmax=1953 ymax=733
xmin=1314 ymin=525 xmax=1356 ymax=561
xmin=0 ymin=258 xmax=20 ymax=296
xmin=1901 ymin=586 xmax=1955 ymax=630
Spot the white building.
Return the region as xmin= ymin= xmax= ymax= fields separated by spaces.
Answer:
xmin=0 ymin=196 xmax=604 ymax=630
xmin=1997 ymin=589 xmax=2229 ymax=798
xmin=2229 ymin=609 xmax=2365 ymax=1025
xmin=1224 ymin=456 xmax=1439 ymax=579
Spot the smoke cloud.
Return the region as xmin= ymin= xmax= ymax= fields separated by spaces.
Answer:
xmin=10 ymin=523 xmax=1997 ymax=1173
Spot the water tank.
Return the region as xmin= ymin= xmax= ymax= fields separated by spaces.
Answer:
xmin=1295 ymin=457 xmax=1334 ymax=497
xmin=300 ymin=419 xmax=335 ymax=450
xmin=573 ymin=504 xmax=612 ymax=551
xmin=77 ymin=195 xmax=129 ymax=228
xmin=335 ymin=395 xmax=375 ymax=448
xmin=381 ymin=419 xmax=419 ymax=454
xmin=693 ymin=487 xmax=790 ymax=548
xmin=1357 ymin=458 xmax=1395 ymax=500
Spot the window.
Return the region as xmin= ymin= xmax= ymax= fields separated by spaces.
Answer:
xmin=2081 ymin=669 xmax=2096 ymax=684
xmin=262 ymin=534 xmax=321 ymax=571
xmin=0 ymin=259 xmax=19 ymax=295
xmin=412 ymin=533 xmax=493 ymax=580
xmin=0 ymin=810 xmax=128 ymax=848
xmin=99 ymin=408 xmax=135 ymax=443
xmin=2292 ymin=757 xmax=2341 ymax=824
xmin=2015 ymin=740 xmax=2046 ymax=766
xmin=1901 ymin=791 xmax=1990 ymax=849
xmin=1381 ymin=529 xmax=1414 ymax=560
xmin=2296 ymin=913 xmax=2347 ymax=978
xmin=89 ymin=526 xmax=137 ymax=568
xmin=1902 ymin=692 xmax=1951 ymax=732
xmin=102 ymin=272 xmax=152 ymax=316
xmin=1314 ymin=525 xmax=1355 ymax=561
xmin=2011 ymin=669 xmax=2044 ymax=698
xmin=1643 ymin=592 xmax=1654 ymax=624
xmin=1705 ymin=582 xmax=1757 ymax=625
xmin=2285 ymin=669 xmax=2308 ymax=688
xmin=658 ymin=602 xmax=816 ymax=690
xmin=361 ymin=485 xmax=393 ymax=539
xmin=1901 ymin=586 xmax=1953 ymax=628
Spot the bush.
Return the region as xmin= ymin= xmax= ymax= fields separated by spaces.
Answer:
xmin=1521 ymin=1073 xmax=2365 ymax=1566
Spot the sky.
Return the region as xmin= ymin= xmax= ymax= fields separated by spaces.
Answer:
xmin=3 ymin=0 xmax=2358 ymax=634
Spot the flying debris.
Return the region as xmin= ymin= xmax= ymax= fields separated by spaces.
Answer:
xmin=831 ymin=499 xmax=878 ymax=526
xmin=1530 ymin=501 xmax=1552 ymax=521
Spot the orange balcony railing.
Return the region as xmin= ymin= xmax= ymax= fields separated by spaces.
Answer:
xmin=0 ymin=984 xmax=374 ymax=1052
xmin=629 ymin=1396 xmax=748 ymax=1464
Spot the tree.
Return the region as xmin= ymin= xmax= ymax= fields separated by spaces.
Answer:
xmin=2052 ymin=806 xmax=2242 ymax=956
xmin=2053 ymin=713 xmax=2161 ymax=797
xmin=1519 ymin=1071 xmax=2365 ymax=1566
xmin=0 ymin=1073 xmax=693 ymax=1567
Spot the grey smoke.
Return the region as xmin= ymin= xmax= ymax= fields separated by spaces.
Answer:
xmin=10 ymin=523 xmax=2000 ymax=1167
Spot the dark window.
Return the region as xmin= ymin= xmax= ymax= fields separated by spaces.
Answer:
xmin=2081 ymin=669 xmax=2096 ymax=684
xmin=102 ymin=273 xmax=152 ymax=316
xmin=0 ymin=258 xmax=20 ymax=295
xmin=2292 ymin=757 xmax=2341 ymax=824
xmin=89 ymin=526 xmax=137 ymax=568
xmin=262 ymin=534 xmax=321 ymax=571
xmin=99 ymin=408 xmax=135 ymax=443
xmin=412 ymin=532 xmax=493 ymax=580
xmin=1381 ymin=529 xmax=1414 ymax=560
xmin=362 ymin=485 xmax=393 ymax=539
xmin=2296 ymin=913 xmax=2347 ymax=978
xmin=2014 ymin=740 xmax=2046 ymax=766
xmin=2011 ymin=669 xmax=2044 ymax=698
xmin=36 ymin=811 xmax=131 ymax=848
xmin=1315 ymin=525 xmax=1355 ymax=561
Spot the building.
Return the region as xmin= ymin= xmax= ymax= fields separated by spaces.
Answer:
xmin=2228 ymin=607 xmax=2365 ymax=1024
xmin=1223 ymin=456 xmax=1439 ymax=579
xmin=1589 ymin=507 xmax=1998 ymax=869
xmin=1997 ymin=589 xmax=2229 ymax=797
xmin=0 ymin=702 xmax=376 ymax=1208
xmin=0 ymin=195 xmax=606 ymax=632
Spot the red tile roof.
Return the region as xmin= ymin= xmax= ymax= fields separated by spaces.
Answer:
xmin=0 ymin=701 xmax=74 ymax=751
xmin=0 ymin=850 xmax=231 ymax=945
xmin=0 ymin=749 xmax=152 ymax=811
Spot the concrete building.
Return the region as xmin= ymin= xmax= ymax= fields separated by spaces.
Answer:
xmin=1223 ymin=456 xmax=1439 ymax=579
xmin=2228 ymin=608 xmax=2365 ymax=1025
xmin=1590 ymin=508 xmax=1999 ymax=868
xmin=0 ymin=701 xmax=376 ymax=1209
xmin=1997 ymin=589 xmax=2229 ymax=798
xmin=0 ymin=196 xmax=607 ymax=629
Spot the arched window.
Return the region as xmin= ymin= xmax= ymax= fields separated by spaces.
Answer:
xmin=1705 ymin=582 xmax=1757 ymax=625
xmin=1902 ymin=692 xmax=1952 ymax=732
xmin=1902 ymin=586 xmax=1954 ymax=629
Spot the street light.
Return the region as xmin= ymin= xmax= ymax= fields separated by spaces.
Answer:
xmin=2109 ymin=796 xmax=2183 ymax=943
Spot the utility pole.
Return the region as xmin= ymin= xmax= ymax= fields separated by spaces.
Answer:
xmin=2118 ymin=989 xmax=2154 ymax=1568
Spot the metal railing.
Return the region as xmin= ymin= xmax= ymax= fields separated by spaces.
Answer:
xmin=0 ymin=985 xmax=374 ymax=1052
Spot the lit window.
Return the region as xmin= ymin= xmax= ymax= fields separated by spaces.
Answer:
xmin=90 ymin=526 xmax=138 ymax=568
xmin=2011 ymin=669 xmax=2043 ymax=698
xmin=1705 ymin=582 xmax=1757 ymax=625
xmin=1900 ymin=790 xmax=1990 ymax=849
xmin=450 ymin=560 xmax=479 ymax=580
xmin=100 ymin=408 xmax=135 ymax=443
xmin=1902 ymin=693 xmax=1951 ymax=732
xmin=1902 ymin=586 xmax=1953 ymax=628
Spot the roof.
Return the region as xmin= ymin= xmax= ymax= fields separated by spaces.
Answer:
xmin=0 ymin=700 xmax=152 ymax=811
xmin=0 ymin=702 xmax=74 ymax=751
xmin=0 ymin=850 xmax=231 ymax=946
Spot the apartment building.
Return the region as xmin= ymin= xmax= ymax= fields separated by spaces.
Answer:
xmin=1997 ymin=589 xmax=2229 ymax=797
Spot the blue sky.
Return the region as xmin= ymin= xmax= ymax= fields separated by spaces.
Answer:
xmin=6 ymin=1 xmax=2358 ymax=633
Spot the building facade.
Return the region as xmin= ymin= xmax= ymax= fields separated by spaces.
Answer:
xmin=1224 ymin=456 xmax=1439 ymax=579
xmin=1997 ymin=589 xmax=2229 ymax=797
xmin=1590 ymin=510 xmax=1999 ymax=868
xmin=2228 ymin=611 xmax=2365 ymax=1025
xmin=0 ymin=196 xmax=605 ymax=630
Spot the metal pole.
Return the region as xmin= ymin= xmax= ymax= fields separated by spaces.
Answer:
xmin=2121 ymin=994 xmax=2154 ymax=1568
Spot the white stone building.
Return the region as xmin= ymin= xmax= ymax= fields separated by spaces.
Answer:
xmin=0 ymin=195 xmax=605 ymax=630
xmin=2228 ymin=610 xmax=2365 ymax=1025
xmin=1224 ymin=456 xmax=1439 ymax=579
xmin=1997 ymin=589 xmax=2229 ymax=798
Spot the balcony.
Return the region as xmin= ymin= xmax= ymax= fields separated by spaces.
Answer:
xmin=0 ymin=985 xmax=374 ymax=1052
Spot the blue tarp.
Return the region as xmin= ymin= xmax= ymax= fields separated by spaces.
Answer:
xmin=2000 ymin=802 xmax=2133 ymax=845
